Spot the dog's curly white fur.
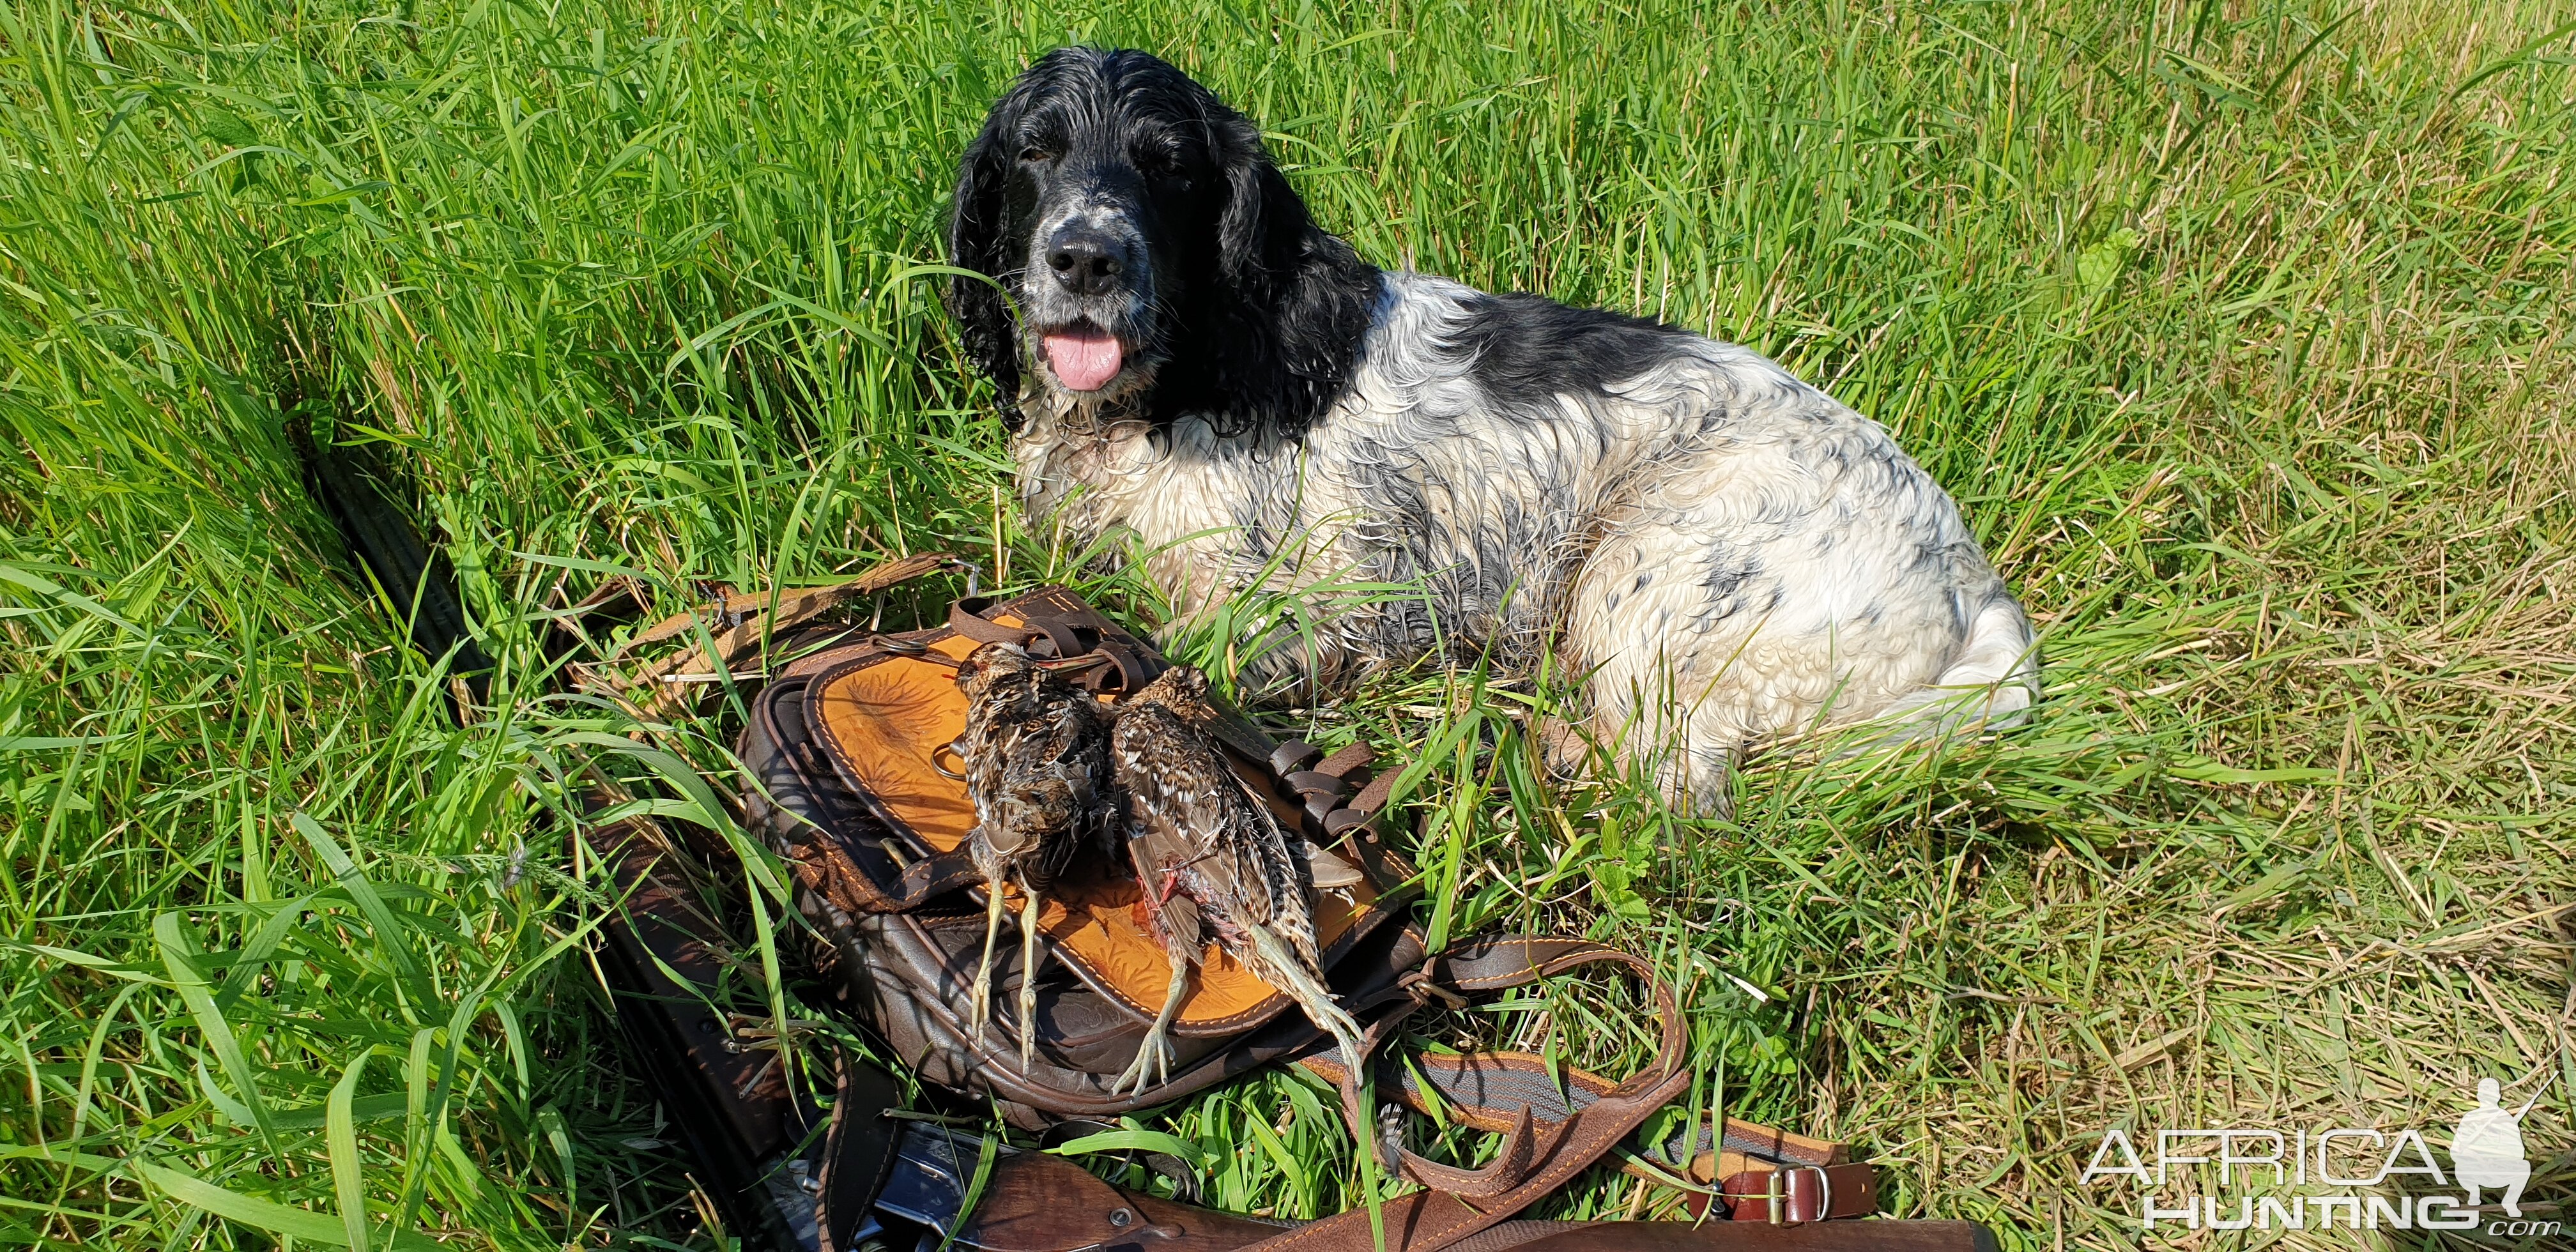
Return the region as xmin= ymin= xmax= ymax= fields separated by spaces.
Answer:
xmin=951 ymin=49 xmax=2038 ymax=811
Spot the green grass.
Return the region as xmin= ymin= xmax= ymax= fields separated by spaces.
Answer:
xmin=4 ymin=0 xmax=2573 ymax=1246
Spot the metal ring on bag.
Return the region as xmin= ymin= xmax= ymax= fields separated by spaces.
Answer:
xmin=931 ymin=739 xmax=969 ymax=780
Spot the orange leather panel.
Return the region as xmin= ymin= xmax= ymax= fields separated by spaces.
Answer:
xmin=808 ymin=619 xmax=1378 ymax=1030
xmin=811 ymin=630 xmax=985 ymax=851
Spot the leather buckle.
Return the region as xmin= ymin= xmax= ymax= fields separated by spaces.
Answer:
xmin=1759 ymin=1165 xmax=1829 ymax=1225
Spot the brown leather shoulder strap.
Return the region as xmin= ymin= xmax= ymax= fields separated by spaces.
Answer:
xmin=1313 ymin=741 xmax=1376 ymax=779
xmin=1264 ymin=936 xmax=1694 ymax=1249
xmin=946 ymin=595 xmax=1170 ymax=696
xmin=947 ymin=598 xmax=1037 ymax=645
xmin=875 ymin=847 xmax=983 ymax=910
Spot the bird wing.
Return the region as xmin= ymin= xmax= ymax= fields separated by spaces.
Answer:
xmin=956 ymin=680 xmax=1023 ymax=877
xmin=1216 ymin=775 xmax=1322 ymax=970
xmin=1113 ymin=704 xmax=1234 ymax=946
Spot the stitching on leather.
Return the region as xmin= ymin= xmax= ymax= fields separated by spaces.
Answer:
xmin=760 ymin=677 xmax=908 ymax=914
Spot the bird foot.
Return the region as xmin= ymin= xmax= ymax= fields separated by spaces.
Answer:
xmin=1110 ymin=1030 xmax=1172 ymax=1097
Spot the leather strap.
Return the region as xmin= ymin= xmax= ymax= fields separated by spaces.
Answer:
xmin=1027 ymin=617 xmax=1101 ymax=659
xmin=870 ymin=846 xmax=985 ymax=911
xmin=1278 ymin=742 xmax=1384 ymax=842
xmin=602 ymin=581 xmax=741 ymax=653
xmin=937 ymin=1139 xmax=1966 ymax=1248
xmin=945 ymin=600 xmax=1167 ymax=696
xmin=1255 ymin=936 xmax=1696 ymax=1249
xmin=1347 ymin=770 xmax=1399 ymax=818
xmin=1282 ymin=770 xmax=1349 ymax=800
xmin=1271 ymin=740 xmax=1324 ymax=775
xmin=1313 ymin=741 xmax=1376 ymax=780
xmin=1276 ymin=938 xmax=1887 ymax=1242
xmin=1706 ymin=1164 xmax=1880 ymax=1225
xmin=1459 ymin=1220 xmax=1993 ymax=1251
xmin=1284 ymin=770 xmax=1351 ymax=825
xmin=947 ymin=599 xmax=1038 ymax=645
xmin=1298 ymin=1044 xmax=1857 ymax=1210
xmin=815 ymin=1051 xmax=903 ymax=1251
xmin=1066 ymin=639 xmax=1161 ymax=695
xmin=953 ymin=1150 xmax=1292 ymax=1249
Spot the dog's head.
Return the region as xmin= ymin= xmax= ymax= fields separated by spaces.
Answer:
xmin=947 ymin=49 xmax=1378 ymax=433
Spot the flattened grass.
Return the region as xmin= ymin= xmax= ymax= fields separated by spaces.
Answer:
xmin=2 ymin=0 xmax=2570 ymax=1247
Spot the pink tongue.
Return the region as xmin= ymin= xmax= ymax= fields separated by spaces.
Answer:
xmin=1043 ymin=331 xmax=1124 ymax=391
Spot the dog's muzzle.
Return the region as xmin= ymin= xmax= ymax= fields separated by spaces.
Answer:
xmin=1022 ymin=208 xmax=1152 ymax=395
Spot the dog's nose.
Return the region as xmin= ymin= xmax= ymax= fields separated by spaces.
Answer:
xmin=1045 ymin=227 xmax=1126 ymax=296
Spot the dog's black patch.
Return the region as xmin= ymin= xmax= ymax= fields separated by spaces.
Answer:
xmin=1454 ymin=293 xmax=1691 ymax=405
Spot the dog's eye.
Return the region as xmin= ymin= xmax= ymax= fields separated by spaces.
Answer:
xmin=1018 ymin=146 xmax=1056 ymax=165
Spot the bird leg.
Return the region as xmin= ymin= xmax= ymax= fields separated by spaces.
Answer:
xmin=969 ymin=878 xmax=1007 ymax=1044
xmin=1245 ymin=927 xmax=1388 ymax=1165
xmin=1016 ymin=889 xmax=1045 ymax=1074
xmin=1245 ymin=927 xmax=1366 ymax=1064
xmin=1112 ymin=951 xmax=1190 ymax=1097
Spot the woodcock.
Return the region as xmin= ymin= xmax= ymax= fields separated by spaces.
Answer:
xmin=952 ymin=642 xmax=1116 ymax=1071
xmin=1108 ymin=665 xmax=1365 ymax=1096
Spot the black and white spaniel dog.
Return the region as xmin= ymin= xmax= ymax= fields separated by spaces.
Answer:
xmin=947 ymin=48 xmax=2038 ymax=811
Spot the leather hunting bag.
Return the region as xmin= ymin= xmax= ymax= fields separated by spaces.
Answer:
xmin=578 ymin=558 xmax=1981 ymax=1249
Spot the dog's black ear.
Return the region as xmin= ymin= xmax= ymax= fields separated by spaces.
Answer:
xmin=947 ymin=98 xmax=1022 ymax=419
xmin=1215 ymin=113 xmax=1308 ymax=298
xmin=1200 ymin=108 xmax=1377 ymax=432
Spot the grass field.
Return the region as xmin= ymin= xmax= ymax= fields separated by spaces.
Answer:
xmin=4 ymin=0 xmax=2573 ymax=1247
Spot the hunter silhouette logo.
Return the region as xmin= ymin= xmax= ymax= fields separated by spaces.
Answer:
xmin=2082 ymin=1075 xmax=2557 ymax=1236
xmin=2452 ymin=1078 xmax=2534 ymax=1219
